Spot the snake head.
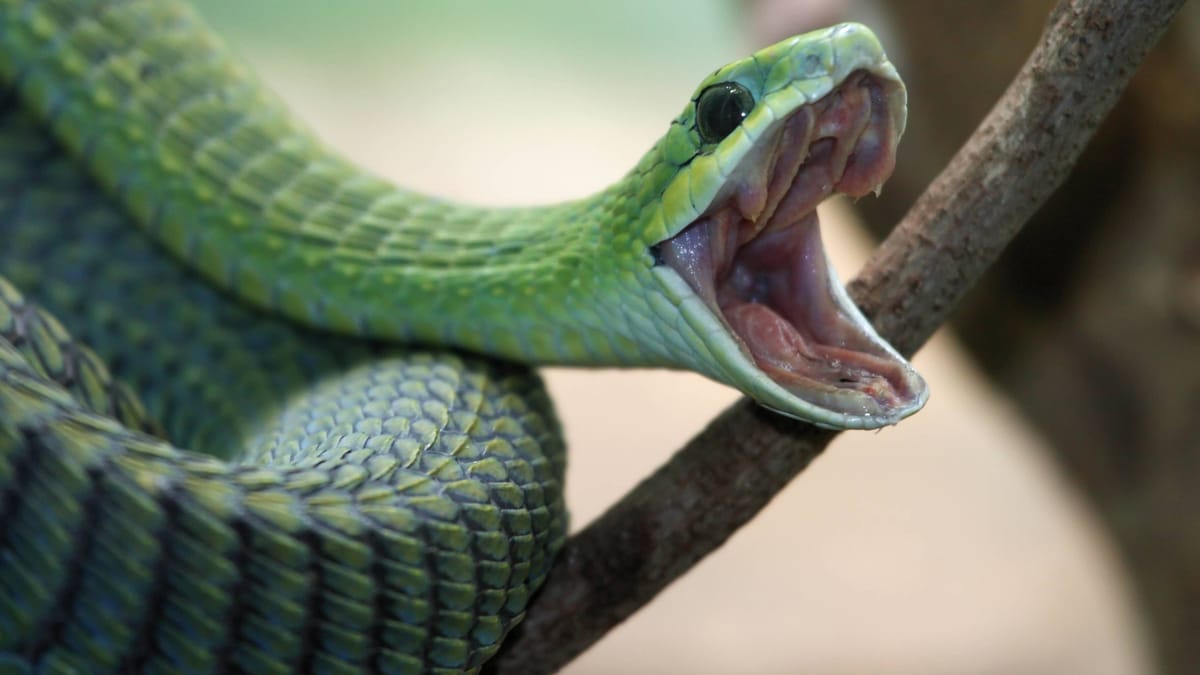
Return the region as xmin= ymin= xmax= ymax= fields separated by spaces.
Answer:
xmin=638 ymin=23 xmax=927 ymax=429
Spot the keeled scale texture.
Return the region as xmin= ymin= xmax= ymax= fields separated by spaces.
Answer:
xmin=0 ymin=89 xmax=567 ymax=673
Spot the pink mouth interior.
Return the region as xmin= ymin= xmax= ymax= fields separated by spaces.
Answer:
xmin=656 ymin=71 xmax=923 ymax=415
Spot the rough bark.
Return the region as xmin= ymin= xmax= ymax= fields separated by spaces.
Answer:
xmin=857 ymin=3 xmax=1200 ymax=673
xmin=487 ymin=0 xmax=1187 ymax=672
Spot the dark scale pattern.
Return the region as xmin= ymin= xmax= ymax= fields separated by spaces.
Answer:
xmin=0 ymin=86 xmax=567 ymax=673
xmin=0 ymin=276 xmax=161 ymax=437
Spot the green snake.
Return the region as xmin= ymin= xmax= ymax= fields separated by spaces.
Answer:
xmin=0 ymin=1 xmax=927 ymax=672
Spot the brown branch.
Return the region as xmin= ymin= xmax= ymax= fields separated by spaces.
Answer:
xmin=488 ymin=0 xmax=1186 ymax=672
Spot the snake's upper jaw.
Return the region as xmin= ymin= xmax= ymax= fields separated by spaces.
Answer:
xmin=655 ymin=71 xmax=927 ymax=429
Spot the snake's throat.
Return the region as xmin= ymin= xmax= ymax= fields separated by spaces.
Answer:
xmin=658 ymin=71 xmax=924 ymax=417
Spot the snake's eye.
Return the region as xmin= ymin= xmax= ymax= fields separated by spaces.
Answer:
xmin=695 ymin=82 xmax=754 ymax=144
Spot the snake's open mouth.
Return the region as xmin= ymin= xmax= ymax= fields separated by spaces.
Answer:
xmin=656 ymin=71 xmax=925 ymax=420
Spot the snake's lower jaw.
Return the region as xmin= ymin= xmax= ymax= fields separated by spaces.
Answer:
xmin=657 ymin=70 xmax=927 ymax=427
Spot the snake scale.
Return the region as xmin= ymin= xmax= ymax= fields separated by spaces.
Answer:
xmin=0 ymin=1 xmax=928 ymax=672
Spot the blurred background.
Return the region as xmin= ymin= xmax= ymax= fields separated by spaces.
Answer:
xmin=187 ymin=1 xmax=1200 ymax=673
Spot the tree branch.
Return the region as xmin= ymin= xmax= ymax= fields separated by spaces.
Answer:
xmin=489 ymin=0 xmax=1185 ymax=672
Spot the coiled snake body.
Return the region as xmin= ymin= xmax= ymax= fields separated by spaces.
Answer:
xmin=0 ymin=1 xmax=927 ymax=672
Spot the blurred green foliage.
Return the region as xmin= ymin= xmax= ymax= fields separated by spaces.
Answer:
xmin=190 ymin=0 xmax=740 ymax=76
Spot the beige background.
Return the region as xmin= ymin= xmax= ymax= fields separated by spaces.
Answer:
xmin=202 ymin=5 xmax=1151 ymax=671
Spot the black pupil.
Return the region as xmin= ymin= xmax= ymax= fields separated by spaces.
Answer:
xmin=696 ymin=82 xmax=753 ymax=144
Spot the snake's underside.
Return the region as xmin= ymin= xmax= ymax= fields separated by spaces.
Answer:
xmin=0 ymin=1 xmax=928 ymax=672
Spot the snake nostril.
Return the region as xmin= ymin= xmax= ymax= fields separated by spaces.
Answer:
xmin=649 ymin=244 xmax=665 ymax=266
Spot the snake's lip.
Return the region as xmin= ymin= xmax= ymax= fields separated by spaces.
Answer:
xmin=656 ymin=70 xmax=927 ymax=424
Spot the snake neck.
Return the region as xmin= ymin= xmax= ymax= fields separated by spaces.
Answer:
xmin=0 ymin=0 xmax=679 ymax=368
